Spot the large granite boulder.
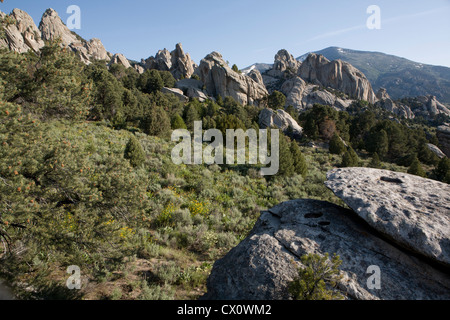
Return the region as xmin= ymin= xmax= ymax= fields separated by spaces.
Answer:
xmin=69 ymin=38 xmax=111 ymax=64
xmin=280 ymin=76 xmax=307 ymax=109
xmin=39 ymin=8 xmax=79 ymax=47
xmin=175 ymin=79 xmax=209 ymax=102
xmin=161 ymin=87 xmax=189 ymax=103
xmin=204 ymin=199 xmax=450 ymax=300
xmin=170 ymin=43 xmax=195 ymax=80
xmin=416 ymin=96 xmax=450 ymax=118
xmin=144 ymin=48 xmax=172 ymax=71
xmin=143 ymin=43 xmax=196 ymax=80
xmin=0 ymin=9 xmax=44 ymax=53
xmin=375 ymin=88 xmax=415 ymax=119
xmin=298 ymin=53 xmax=377 ymax=104
xmin=195 ymin=51 xmax=268 ymax=106
xmin=280 ymin=77 xmax=352 ymax=111
xmin=259 ymin=108 xmax=303 ymax=135
xmin=247 ymin=69 xmax=265 ymax=86
xmin=325 ymin=168 xmax=450 ymax=267
xmin=109 ymin=53 xmax=131 ymax=69
xmin=427 ymin=143 xmax=446 ymax=159
xmin=266 ymin=49 xmax=301 ymax=78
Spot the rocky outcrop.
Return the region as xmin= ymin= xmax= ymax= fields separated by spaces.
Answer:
xmin=161 ymin=87 xmax=189 ymax=103
xmin=247 ymin=69 xmax=264 ymax=86
xmin=375 ymin=88 xmax=415 ymax=119
xmin=325 ymin=168 xmax=450 ymax=267
xmin=280 ymin=77 xmax=352 ymax=111
xmin=298 ymin=53 xmax=377 ymax=104
xmin=195 ymin=52 xmax=268 ymax=106
xmin=175 ymin=79 xmax=209 ymax=102
xmin=109 ymin=53 xmax=131 ymax=69
xmin=266 ymin=49 xmax=301 ymax=78
xmin=262 ymin=50 xmax=370 ymax=110
xmin=170 ymin=43 xmax=195 ymax=80
xmin=415 ymin=96 xmax=450 ymax=118
xmin=0 ymin=9 xmax=44 ymax=53
xmin=427 ymin=143 xmax=446 ymax=159
xmin=437 ymin=125 xmax=450 ymax=158
xmin=39 ymin=8 xmax=79 ymax=47
xmin=143 ymin=43 xmax=196 ymax=80
xmin=258 ymin=108 xmax=303 ymax=135
xmin=280 ymin=76 xmax=307 ymax=109
xmin=374 ymin=90 xmax=450 ymax=120
xmin=69 ymin=38 xmax=111 ymax=64
xmin=0 ymin=8 xmax=114 ymax=65
xmin=204 ymin=198 xmax=450 ymax=300
xmin=83 ymin=38 xmax=111 ymax=61
xmin=144 ymin=49 xmax=172 ymax=71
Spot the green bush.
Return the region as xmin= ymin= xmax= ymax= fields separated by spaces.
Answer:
xmin=408 ymin=156 xmax=426 ymax=177
xmin=124 ymin=135 xmax=146 ymax=167
xmin=329 ymin=134 xmax=346 ymax=155
xmin=341 ymin=147 xmax=359 ymax=167
xmin=289 ymin=253 xmax=344 ymax=300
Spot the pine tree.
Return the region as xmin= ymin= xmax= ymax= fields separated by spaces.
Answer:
xmin=291 ymin=141 xmax=308 ymax=177
xmin=124 ymin=135 xmax=146 ymax=168
xmin=408 ymin=156 xmax=426 ymax=177
xmin=329 ymin=134 xmax=346 ymax=155
xmin=34 ymin=40 xmax=92 ymax=120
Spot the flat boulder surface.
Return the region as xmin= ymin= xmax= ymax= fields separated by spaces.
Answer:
xmin=203 ymin=199 xmax=450 ymax=300
xmin=325 ymin=168 xmax=450 ymax=267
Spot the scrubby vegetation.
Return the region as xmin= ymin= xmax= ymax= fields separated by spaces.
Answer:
xmin=289 ymin=253 xmax=344 ymax=300
xmin=0 ymin=41 xmax=448 ymax=300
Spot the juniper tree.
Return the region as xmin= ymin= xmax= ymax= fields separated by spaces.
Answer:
xmin=171 ymin=113 xmax=187 ymax=130
xmin=408 ymin=156 xmax=426 ymax=177
xmin=341 ymin=146 xmax=359 ymax=167
xmin=329 ymin=133 xmax=346 ymax=155
xmin=278 ymin=135 xmax=295 ymax=177
xmin=290 ymin=141 xmax=308 ymax=178
xmin=141 ymin=105 xmax=171 ymax=137
xmin=124 ymin=135 xmax=146 ymax=168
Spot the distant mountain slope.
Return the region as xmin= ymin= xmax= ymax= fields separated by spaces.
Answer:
xmin=241 ymin=63 xmax=272 ymax=75
xmin=297 ymin=47 xmax=450 ymax=104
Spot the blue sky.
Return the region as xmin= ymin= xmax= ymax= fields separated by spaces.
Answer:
xmin=1 ymin=0 xmax=450 ymax=68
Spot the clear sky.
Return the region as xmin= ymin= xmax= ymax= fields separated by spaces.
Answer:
xmin=1 ymin=0 xmax=449 ymax=68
